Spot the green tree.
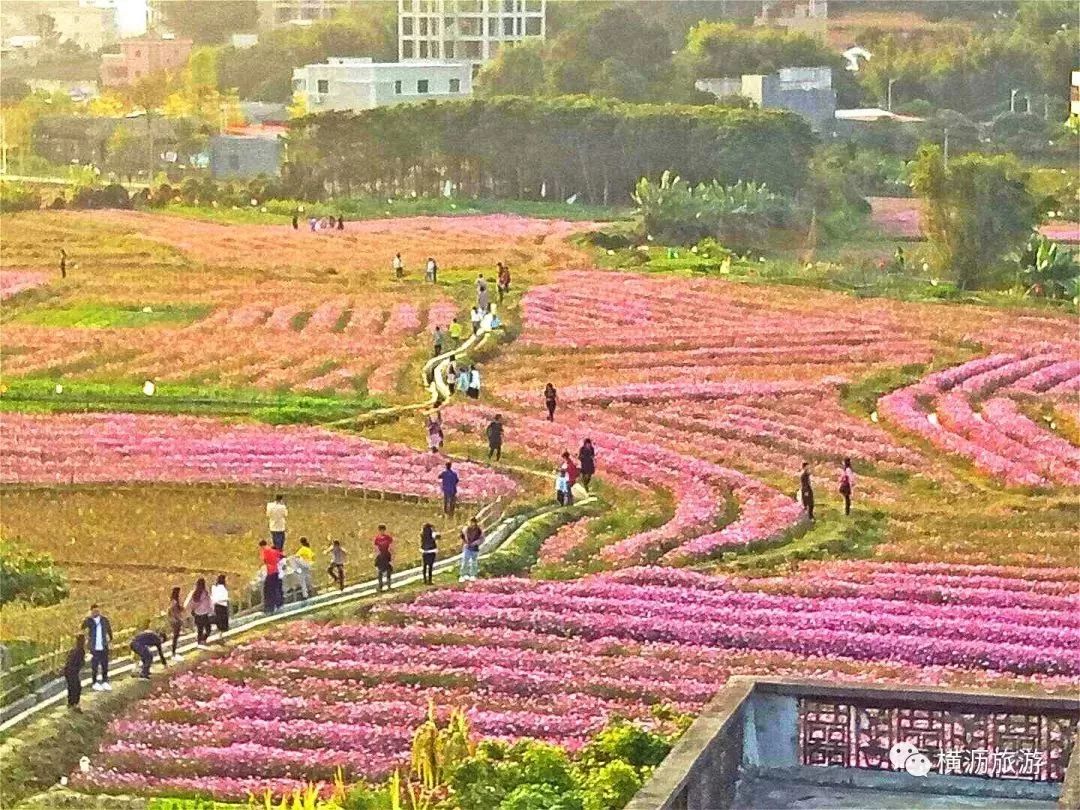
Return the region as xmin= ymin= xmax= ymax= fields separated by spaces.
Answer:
xmin=215 ymin=7 xmax=395 ymax=102
xmin=1016 ymin=0 xmax=1074 ymax=37
xmin=155 ymin=0 xmax=257 ymax=44
xmin=476 ymin=39 xmax=547 ymax=97
xmin=676 ymin=22 xmax=860 ymax=105
xmin=910 ymin=145 xmax=1038 ymax=290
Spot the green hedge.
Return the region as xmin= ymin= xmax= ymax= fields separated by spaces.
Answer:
xmin=288 ymin=96 xmax=813 ymax=205
xmin=482 ymin=505 xmax=595 ymax=578
xmin=0 ymin=542 xmax=68 ymax=608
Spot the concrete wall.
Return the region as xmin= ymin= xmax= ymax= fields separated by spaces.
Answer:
xmin=210 ymin=136 xmax=282 ymax=179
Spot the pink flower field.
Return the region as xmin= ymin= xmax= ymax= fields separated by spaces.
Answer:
xmin=869 ymin=197 xmax=1080 ymax=243
xmin=77 ymin=563 xmax=1080 ymax=799
xmin=0 ymin=270 xmax=49 ymax=300
xmin=0 ymin=412 xmax=516 ymax=499
xmin=880 ymin=347 xmax=1080 ymax=487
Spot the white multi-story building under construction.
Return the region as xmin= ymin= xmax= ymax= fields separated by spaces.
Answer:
xmin=398 ymin=0 xmax=545 ymax=66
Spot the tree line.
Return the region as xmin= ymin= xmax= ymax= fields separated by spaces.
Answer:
xmin=284 ymin=96 xmax=813 ymax=206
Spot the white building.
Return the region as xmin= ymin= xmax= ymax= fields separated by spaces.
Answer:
xmin=1071 ymin=70 xmax=1080 ymax=118
xmin=253 ymin=0 xmax=368 ymax=30
xmin=293 ymin=57 xmax=472 ymax=113
xmin=398 ymin=0 xmax=545 ymax=66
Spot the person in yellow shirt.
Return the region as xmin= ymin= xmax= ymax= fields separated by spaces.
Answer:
xmin=448 ymin=317 xmax=464 ymax=347
xmin=294 ymin=537 xmax=316 ymax=599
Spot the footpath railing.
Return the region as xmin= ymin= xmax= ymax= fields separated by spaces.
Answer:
xmin=0 ymin=320 xmax=506 ymax=715
xmin=0 ymin=492 xmax=566 ymax=734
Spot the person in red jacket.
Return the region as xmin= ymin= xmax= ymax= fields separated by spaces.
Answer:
xmin=561 ymin=451 xmax=579 ymax=487
xmin=259 ymin=540 xmax=284 ymax=614
xmin=373 ymin=525 xmax=394 ymax=592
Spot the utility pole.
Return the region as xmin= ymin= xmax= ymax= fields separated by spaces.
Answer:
xmin=943 ymin=128 xmax=950 ymax=166
xmin=887 ymin=77 xmax=896 ymax=112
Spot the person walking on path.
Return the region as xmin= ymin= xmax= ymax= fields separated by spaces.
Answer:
xmin=211 ymin=575 xmax=230 ymax=635
xmin=426 ymin=257 xmax=439 ymax=284
xmin=544 ymin=383 xmax=557 ymax=421
xmin=433 ymin=326 xmax=445 ymax=357
xmin=294 ymin=537 xmax=316 ymax=599
xmin=62 ymin=634 xmax=85 ymax=712
xmin=426 ymin=410 xmax=444 ymax=453
xmin=497 ymin=262 xmax=511 ymax=304
xmin=561 ymin=451 xmax=579 ymax=491
xmin=456 ymin=364 xmax=471 ymax=395
xmin=266 ymin=494 xmax=288 ymax=551
xmin=373 ymin=524 xmax=394 ymax=592
xmin=448 ymin=318 xmax=464 ymax=347
xmin=800 ymin=462 xmax=815 ymax=521
xmin=439 ymin=461 xmax=459 ymax=517
xmin=555 ymin=468 xmax=571 ymax=506
xmin=259 ymin=540 xmax=284 ymax=613
xmin=578 ymin=439 xmax=596 ymax=491
xmin=167 ymin=587 xmax=185 ymax=661
xmin=59 ymin=248 xmax=67 ymax=279
xmin=460 ymin=518 xmax=482 ymax=581
xmin=185 ymin=578 xmax=213 ymax=648
xmin=327 ymin=539 xmax=346 ymax=591
xmin=130 ymin=628 xmax=167 ymax=679
xmin=337 ymin=214 xmax=345 ymax=231
xmin=486 ymin=414 xmax=504 ymax=461
xmin=470 ymin=305 xmax=483 ymax=335
xmin=420 ymin=523 xmax=439 ymax=584
xmin=476 ymin=275 xmax=490 ymax=312
xmin=291 ymin=212 xmax=299 ymax=230
xmin=838 ymin=458 xmax=855 ymax=516
xmin=83 ymin=604 xmax=113 ymax=691
xmin=393 ymin=252 xmax=405 ymax=279
xmin=467 ymin=365 xmax=481 ymax=399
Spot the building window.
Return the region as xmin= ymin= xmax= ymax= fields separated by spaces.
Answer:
xmin=419 ymin=17 xmax=428 ymax=35
xmin=394 ymin=80 xmax=403 ymax=94
xmin=403 ymin=40 xmax=414 ymax=57
xmin=417 ymin=79 xmax=429 ymax=94
xmin=488 ymin=17 xmax=498 ymax=35
xmin=317 ymin=79 xmax=329 ymax=94
xmin=525 ymin=16 xmax=541 ymax=34
xmin=449 ymin=78 xmax=461 ymax=93
xmin=463 ymin=40 xmax=482 ymax=59
xmin=402 ymin=17 xmax=413 ymax=34
xmin=431 ymin=41 xmax=440 ymax=57
xmin=503 ymin=17 xmax=515 ymax=35
xmin=419 ymin=41 xmax=429 ymax=57
xmin=445 ymin=41 xmax=456 ymax=58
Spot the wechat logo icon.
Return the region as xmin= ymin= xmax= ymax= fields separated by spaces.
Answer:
xmin=889 ymin=742 xmax=932 ymax=777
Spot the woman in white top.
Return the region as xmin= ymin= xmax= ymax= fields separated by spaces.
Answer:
xmin=467 ymin=366 xmax=481 ymax=399
xmin=211 ymin=575 xmax=230 ymax=634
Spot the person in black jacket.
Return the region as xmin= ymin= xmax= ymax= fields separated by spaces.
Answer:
xmin=420 ymin=523 xmax=439 ymax=584
xmin=578 ymin=438 xmax=596 ymax=491
xmin=800 ymin=462 xmax=815 ymax=521
xmin=131 ymin=628 xmax=168 ymax=679
xmin=82 ymin=604 xmax=113 ymax=691
xmin=486 ymin=414 xmax=504 ymax=461
xmin=63 ymin=634 xmax=85 ymax=711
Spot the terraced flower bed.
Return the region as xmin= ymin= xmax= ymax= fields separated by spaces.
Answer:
xmin=75 ymin=563 xmax=1079 ymax=800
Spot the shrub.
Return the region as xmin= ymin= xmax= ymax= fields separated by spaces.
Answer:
xmin=577 ymin=719 xmax=672 ymax=773
xmin=0 ymin=542 xmax=68 ymax=607
xmin=1017 ymin=234 xmax=1080 ymax=300
xmin=581 ymin=761 xmax=642 ymax=810
xmin=632 ymin=172 xmax=792 ymax=249
xmin=0 ymin=181 xmax=40 ymax=213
